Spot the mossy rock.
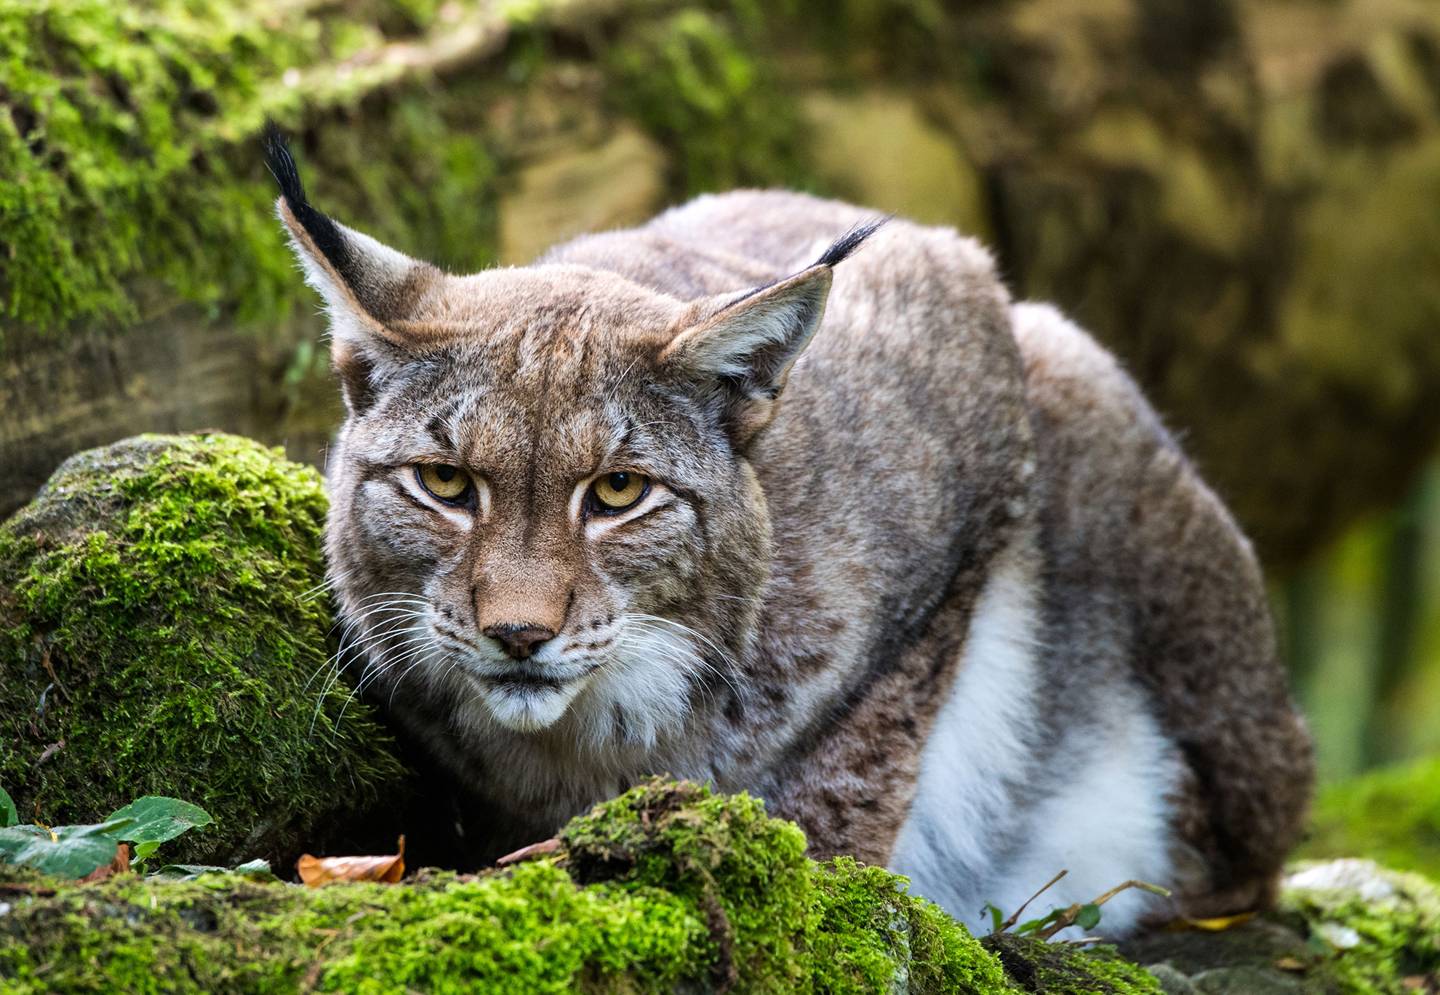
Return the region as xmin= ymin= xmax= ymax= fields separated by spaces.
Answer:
xmin=1121 ymin=861 xmax=1440 ymax=995
xmin=1300 ymin=757 xmax=1440 ymax=882
xmin=0 ymin=780 xmax=1020 ymax=993
xmin=0 ymin=433 xmax=407 ymax=865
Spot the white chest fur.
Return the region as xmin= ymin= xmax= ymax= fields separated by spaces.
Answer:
xmin=888 ymin=536 xmax=1181 ymax=937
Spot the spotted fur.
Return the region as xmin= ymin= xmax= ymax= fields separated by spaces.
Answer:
xmin=269 ymin=136 xmax=1313 ymax=932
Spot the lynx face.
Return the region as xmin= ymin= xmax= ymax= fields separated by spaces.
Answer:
xmin=264 ymin=130 xmax=872 ymax=749
xmin=324 ymin=278 xmax=773 ymax=746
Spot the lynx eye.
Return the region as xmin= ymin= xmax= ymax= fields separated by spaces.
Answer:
xmin=588 ymin=472 xmax=649 ymax=514
xmin=416 ymin=464 xmax=472 ymax=503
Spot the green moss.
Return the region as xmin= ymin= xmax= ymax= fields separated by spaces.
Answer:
xmin=0 ymin=780 xmax=1020 ymax=994
xmin=603 ymin=9 xmax=814 ymax=197
xmin=0 ymin=433 xmax=407 ymax=865
xmin=981 ymin=933 xmax=1162 ymax=994
xmin=562 ymin=779 xmax=1022 ymax=993
xmin=0 ymin=0 xmax=507 ymax=338
xmin=813 ymin=857 xmax=1019 ymax=994
xmin=1302 ymin=757 xmax=1440 ymax=880
xmin=561 ymin=779 xmax=819 ymax=989
xmin=0 ymin=0 xmax=837 ymax=342
xmin=1281 ymin=860 xmax=1440 ymax=995
xmin=0 ymin=863 xmax=709 ymax=994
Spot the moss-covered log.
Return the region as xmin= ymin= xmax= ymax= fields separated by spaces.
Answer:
xmin=0 ymin=780 xmax=1168 ymax=994
xmin=0 ymin=433 xmax=407 ymax=865
xmin=3 ymin=781 xmax=1438 ymax=994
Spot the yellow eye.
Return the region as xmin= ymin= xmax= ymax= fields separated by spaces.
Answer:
xmin=589 ymin=472 xmax=649 ymax=513
xmin=416 ymin=464 xmax=472 ymax=503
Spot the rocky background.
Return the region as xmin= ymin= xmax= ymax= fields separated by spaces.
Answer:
xmin=4 ymin=0 xmax=1439 ymax=567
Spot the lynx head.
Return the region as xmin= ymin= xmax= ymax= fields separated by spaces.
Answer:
xmin=265 ymin=128 xmax=878 ymax=749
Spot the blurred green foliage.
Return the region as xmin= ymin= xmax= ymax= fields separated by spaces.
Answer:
xmin=1280 ymin=464 xmax=1440 ymax=782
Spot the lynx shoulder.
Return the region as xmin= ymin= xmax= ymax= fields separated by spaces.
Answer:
xmin=266 ymin=128 xmax=1313 ymax=935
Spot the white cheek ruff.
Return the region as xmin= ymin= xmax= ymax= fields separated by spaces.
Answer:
xmin=569 ymin=616 xmax=708 ymax=750
xmin=442 ymin=615 xmax=709 ymax=748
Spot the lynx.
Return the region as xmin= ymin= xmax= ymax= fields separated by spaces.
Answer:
xmin=266 ymin=128 xmax=1312 ymax=935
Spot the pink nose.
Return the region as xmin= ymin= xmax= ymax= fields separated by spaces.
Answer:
xmin=482 ymin=623 xmax=556 ymax=660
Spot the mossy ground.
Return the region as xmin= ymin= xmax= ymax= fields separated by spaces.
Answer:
xmin=0 ymin=433 xmax=407 ymax=865
xmin=1281 ymin=860 xmax=1440 ymax=995
xmin=982 ymin=934 xmax=1162 ymax=995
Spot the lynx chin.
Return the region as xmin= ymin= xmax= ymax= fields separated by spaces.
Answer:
xmin=265 ymin=126 xmax=1312 ymax=936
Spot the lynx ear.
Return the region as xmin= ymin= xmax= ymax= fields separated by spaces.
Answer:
xmin=662 ymin=218 xmax=886 ymax=446
xmin=263 ymin=123 xmax=442 ymax=413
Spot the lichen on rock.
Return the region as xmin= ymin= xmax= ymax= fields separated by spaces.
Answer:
xmin=0 ymin=433 xmax=407 ymax=865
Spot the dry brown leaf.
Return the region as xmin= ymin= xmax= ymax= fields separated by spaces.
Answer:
xmin=297 ymin=836 xmax=405 ymax=886
xmin=80 ymin=843 xmax=130 ymax=883
xmin=1274 ymin=956 xmax=1308 ymax=972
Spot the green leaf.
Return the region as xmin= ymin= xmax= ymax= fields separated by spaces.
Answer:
xmin=103 ymin=797 xmax=213 ymax=845
xmin=0 ymin=787 xmax=16 ymax=828
xmin=0 ymin=818 xmax=133 ymax=878
xmin=1015 ymin=909 xmax=1065 ymax=936
xmin=1075 ymin=903 xmax=1103 ymax=931
xmin=0 ymin=825 xmax=50 ymax=854
xmin=153 ymin=858 xmax=277 ymax=882
xmin=133 ymin=840 xmax=161 ymax=860
xmin=983 ymin=902 xmax=1004 ymax=934
xmin=234 ymin=858 xmax=275 ymax=877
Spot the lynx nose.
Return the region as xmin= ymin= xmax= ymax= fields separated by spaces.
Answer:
xmin=483 ymin=623 xmax=556 ymax=660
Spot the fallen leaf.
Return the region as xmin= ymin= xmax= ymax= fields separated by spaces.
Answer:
xmin=80 ymin=843 xmax=131 ymax=883
xmin=497 ymin=838 xmax=560 ymax=866
xmin=1175 ymin=912 xmax=1257 ymax=932
xmin=1274 ymin=956 xmax=1308 ymax=972
xmin=297 ymin=836 xmax=404 ymax=886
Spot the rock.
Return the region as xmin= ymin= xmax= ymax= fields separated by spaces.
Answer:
xmin=498 ymin=123 xmax=669 ymax=265
xmin=0 ymin=433 xmax=408 ymax=866
xmin=1121 ymin=859 xmax=1440 ymax=995
xmin=801 ymin=89 xmax=991 ymax=240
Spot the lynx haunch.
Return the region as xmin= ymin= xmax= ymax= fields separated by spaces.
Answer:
xmin=266 ymin=127 xmax=1312 ymax=935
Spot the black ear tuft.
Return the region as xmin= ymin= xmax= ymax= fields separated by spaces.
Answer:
xmin=262 ymin=121 xmax=352 ymax=279
xmin=814 ymin=216 xmax=890 ymax=268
